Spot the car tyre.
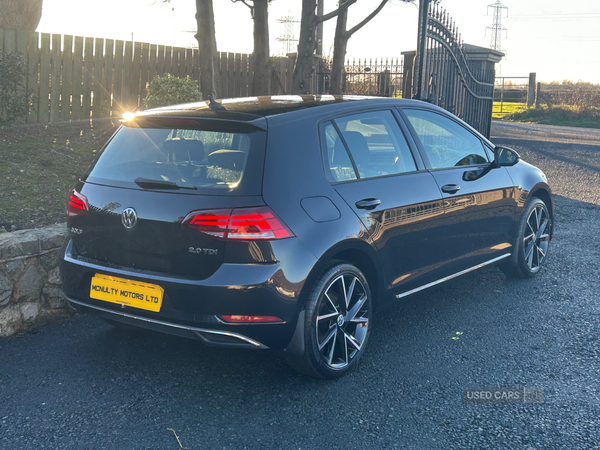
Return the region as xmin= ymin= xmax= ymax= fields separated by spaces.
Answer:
xmin=286 ymin=262 xmax=372 ymax=378
xmin=501 ymin=197 xmax=551 ymax=278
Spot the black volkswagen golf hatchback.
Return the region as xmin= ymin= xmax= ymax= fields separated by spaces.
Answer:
xmin=60 ymin=96 xmax=553 ymax=378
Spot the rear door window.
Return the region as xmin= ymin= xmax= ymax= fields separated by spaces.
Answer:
xmin=85 ymin=121 xmax=266 ymax=195
xmin=321 ymin=110 xmax=417 ymax=182
xmin=335 ymin=110 xmax=417 ymax=179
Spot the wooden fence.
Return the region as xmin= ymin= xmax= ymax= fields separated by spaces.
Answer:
xmin=0 ymin=28 xmax=296 ymax=124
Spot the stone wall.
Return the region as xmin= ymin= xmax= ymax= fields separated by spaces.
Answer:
xmin=0 ymin=224 xmax=74 ymax=337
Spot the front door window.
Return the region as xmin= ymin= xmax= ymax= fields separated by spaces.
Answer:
xmin=404 ymin=109 xmax=489 ymax=169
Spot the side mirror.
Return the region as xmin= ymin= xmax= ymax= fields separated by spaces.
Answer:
xmin=494 ymin=146 xmax=520 ymax=167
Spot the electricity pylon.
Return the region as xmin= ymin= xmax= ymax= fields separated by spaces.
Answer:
xmin=486 ymin=1 xmax=508 ymax=52
xmin=276 ymin=14 xmax=300 ymax=55
xmin=486 ymin=1 xmax=508 ymax=75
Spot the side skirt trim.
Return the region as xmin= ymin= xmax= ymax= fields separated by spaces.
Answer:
xmin=66 ymin=297 xmax=268 ymax=349
xmin=396 ymin=253 xmax=511 ymax=299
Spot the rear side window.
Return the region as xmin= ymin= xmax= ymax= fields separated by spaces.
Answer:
xmin=85 ymin=122 xmax=266 ymax=195
xmin=322 ymin=122 xmax=358 ymax=182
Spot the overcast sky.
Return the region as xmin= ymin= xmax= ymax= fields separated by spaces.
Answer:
xmin=36 ymin=0 xmax=600 ymax=83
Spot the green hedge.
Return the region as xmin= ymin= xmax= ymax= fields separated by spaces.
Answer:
xmin=0 ymin=51 xmax=34 ymax=126
xmin=144 ymin=74 xmax=203 ymax=109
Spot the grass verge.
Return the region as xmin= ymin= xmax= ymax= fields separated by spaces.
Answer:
xmin=502 ymin=105 xmax=600 ymax=129
xmin=0 ymin=119 xmax=119 ymax=232
xmin=493 ymin=102 xmax=527 ymax=119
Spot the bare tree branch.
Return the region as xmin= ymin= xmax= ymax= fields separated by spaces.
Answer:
xmin=347 ymin=0 xmax=388 ymax=36
xmin=317 ymin=0 xmax=358 ymax=24
xmin=231 ymin=0 xmax=253 ymax=10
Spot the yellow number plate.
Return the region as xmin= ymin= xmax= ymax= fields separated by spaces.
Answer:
xmin=90 ymin=274 xmax=164 ymax=312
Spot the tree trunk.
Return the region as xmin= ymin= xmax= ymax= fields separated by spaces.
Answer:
xmin=291 ymin=0 xmax=319 ymax=95
xmin=0 ymin=0 xmax=43 ymax=31
xmin=292 ymin=0 xmax=360 ymax=95
xmin=330 ymin=8 xmax=349 ymax=95
xmin=251 ymin=0 xmax=270 ymax=96
xmin=195 ymin=0 xmax=220 ymax=99
xmin=330 ymin=0 xmax=389 ymax=96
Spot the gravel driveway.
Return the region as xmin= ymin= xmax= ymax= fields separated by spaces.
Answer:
xmin=1 ymin=121 xmax=599 ymax=449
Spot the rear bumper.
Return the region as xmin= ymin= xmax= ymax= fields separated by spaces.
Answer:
xmin=60 ymin=237 xmax=317 ymax=350
xmin=66 ymin=297 xmax=269 ymax=349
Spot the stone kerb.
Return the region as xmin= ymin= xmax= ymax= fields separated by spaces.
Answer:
xmin=0 ymin=224 xmax=73 ymax=337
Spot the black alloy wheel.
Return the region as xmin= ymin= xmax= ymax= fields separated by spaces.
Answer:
xmin=502 ymin=197 xmax=551 ymax=278
xmin=287 ymin=263 xmax=372 ymax=378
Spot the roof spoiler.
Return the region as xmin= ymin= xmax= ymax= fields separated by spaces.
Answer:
xmin=122 ymin=115 xmax=268 ymax=132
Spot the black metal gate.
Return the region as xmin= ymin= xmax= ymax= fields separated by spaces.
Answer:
xmin=414 ymin=1 xmax=495 ymax=138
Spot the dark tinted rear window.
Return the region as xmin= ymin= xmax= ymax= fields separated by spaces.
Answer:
xmin=85 ymin=122 xmax=266 ymax=195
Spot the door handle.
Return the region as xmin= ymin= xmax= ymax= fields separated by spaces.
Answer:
xmin=355 ymin=198 xmax=381 ymax=209
xmin=441 ymin=184 xmax=461 ymax=194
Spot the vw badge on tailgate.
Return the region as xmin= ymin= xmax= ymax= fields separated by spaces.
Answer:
xmin=122 ymin=207 xmax=137 ymax=229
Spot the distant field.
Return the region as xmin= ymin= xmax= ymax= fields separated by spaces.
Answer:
xmin=501 ymin=105 xmax=600 ymax=129
xmin=493 ymin=101 xmax=527 ymax=118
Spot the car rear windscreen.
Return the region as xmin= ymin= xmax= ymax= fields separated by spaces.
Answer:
xmin=84 ymin=121 xmax=266 ymax=195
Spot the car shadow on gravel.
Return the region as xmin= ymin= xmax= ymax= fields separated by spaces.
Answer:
xmin=71 ymin=318 xmax=300 ymax=380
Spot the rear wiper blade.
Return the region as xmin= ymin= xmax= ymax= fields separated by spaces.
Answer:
xmin=134 ymin=177 xmax=197 ymax=190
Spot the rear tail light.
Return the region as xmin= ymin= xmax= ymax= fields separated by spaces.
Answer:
xmin=67 ymin=189 xmax=89 ymax=217
xmin=218 ymin=315 xmax=283 ymax=323
xmin=183 ymin=207 xmax=294 ymax=240
xmin=185 ymin=210 xmax=231 ymax=238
